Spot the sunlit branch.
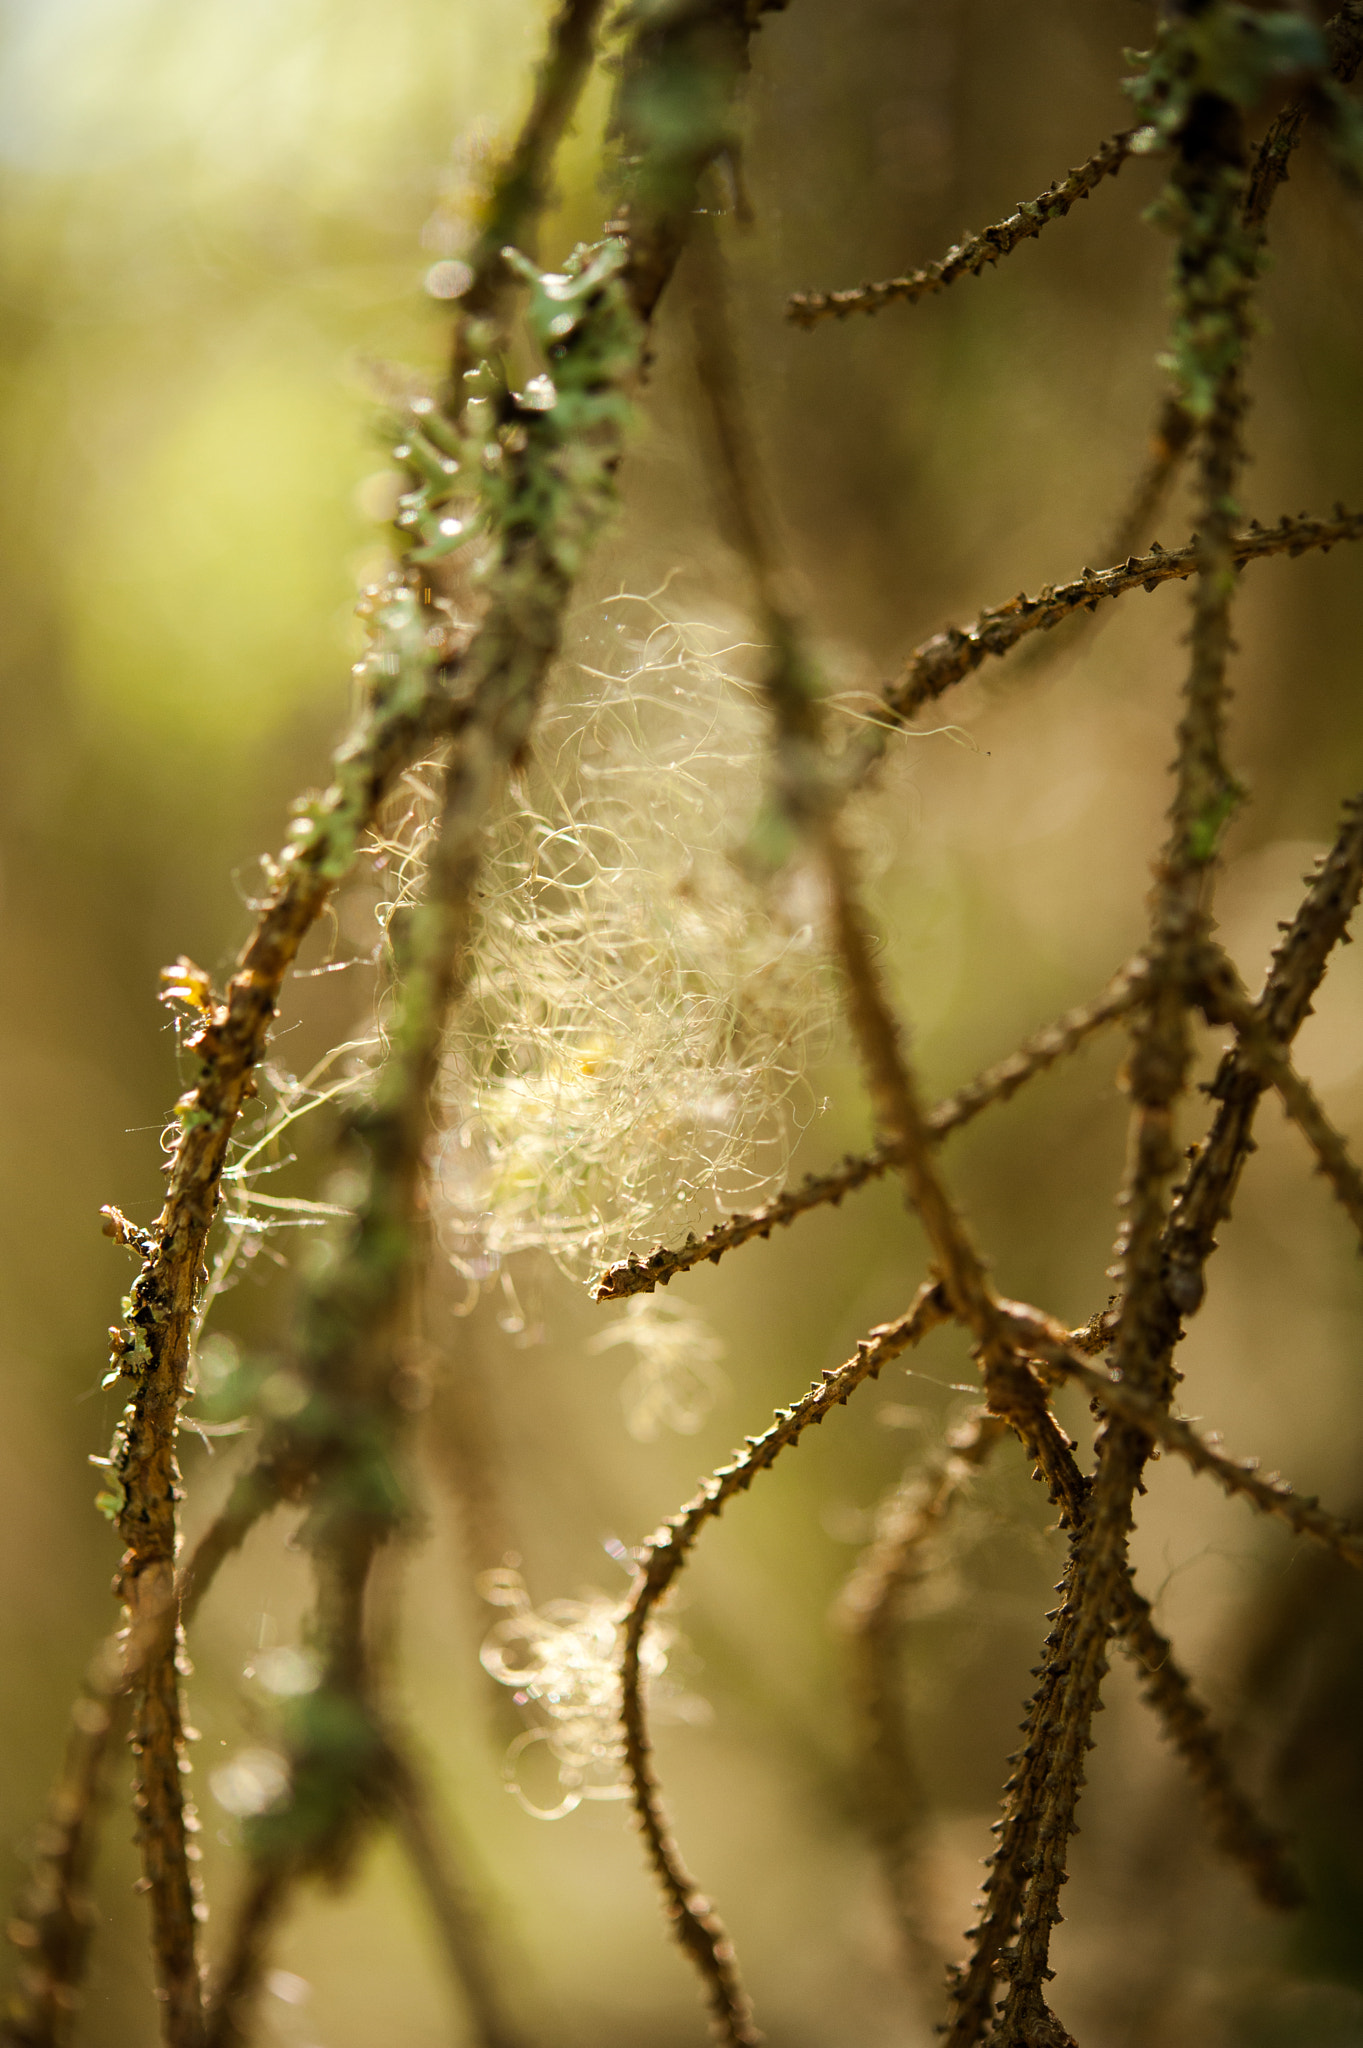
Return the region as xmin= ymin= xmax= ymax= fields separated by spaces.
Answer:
xmin=1036 ymin=1343 xmax=1363 ymax=1568
xmin=593 ymin=958 xmax=1145 ymax=1300
xmin=620 ymin=1282 xmax=951 ymax=2048
xmin=884 ymin=506 xmax=1363 ymax=729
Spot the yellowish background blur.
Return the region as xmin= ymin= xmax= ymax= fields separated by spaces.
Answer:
xmin=2 ymin=3 xmax=1363 ymax=2044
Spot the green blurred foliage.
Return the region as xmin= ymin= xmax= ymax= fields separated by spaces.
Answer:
xmin=2 ymin=3 xmax=1363 ymax=2045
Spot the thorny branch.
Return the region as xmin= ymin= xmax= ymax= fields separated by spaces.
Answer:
xmin=835 ymin=1410 xmax=1007 ymax=1981
xmin=8 ymin=2 xmax=621 ymax=2041
xmin=1018 ymin=0 xmax=1363 ymax=660
xmin=12 ymin=1 xmax=1363 ymax=2044
xmin=950 ymin=26 xmax=1265 ymax=2039
xmin=1196 ymin=948 xmax=1363 ymax=1250
xmin=884 ymin=505 xmax=1363 ymax=729
xmin=837 ymin=1401 xmax=1302 ymax=1985
xmin=592 ymin=956 xmax=1146 ymax=1300
xmin=785 ymin=130 xmax=1136 ymax=327
xmin=1115 ymin=1580 xmax=1303 ymax=1911
xmin=680 ymin=209 xmax=1104 ymax=2041
xmin=200 ymin=7 xmax=786 ymax=2043
xmin=204 ymin=237 xmax=646 ymax=2048
xmin=1019 ymin=1321 xmax=1363 ymax=1569
xmin=97 ymin=619 xmax=469 ymax=2048
xmin=619 ymin=1282 xmax=952 ymax=2048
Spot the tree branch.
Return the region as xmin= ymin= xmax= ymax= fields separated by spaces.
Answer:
xmin=786 ymin=130 xmax=1136 ymax=327
xmin=883 ymin=506 xmax=1363 ymax=729
xmin=620 ymin=1283 xmax=951 ymax=2048
xmin=592 ymin=958 xmax=1145 ymax=1299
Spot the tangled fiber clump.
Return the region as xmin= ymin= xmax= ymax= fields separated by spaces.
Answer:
xmin=425 ymin=598 xmax=835 ymax=1280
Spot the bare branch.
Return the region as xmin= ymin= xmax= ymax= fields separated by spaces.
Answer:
xmin=836 ymin=1410 xmax=1007 ymax=1980
xmin=620 ymin=1283 xmax=952 ymax=2048
xmin=786 ymin=130 xmax=1136 ymax=327
xmin=1015 ymin=0 xmax=1363 ymax=681
xmin=1163 ymin=791 xmax=1363 ymax=1314
xmin=986 ymin=59 xmax=1261 ymax=2043
xmin=1038 ymin=1344 xmax=1363 ymax=1569
xmin=384 ymin=1738 xmax=528 ymax=2048
xmin=593 ymin=958 xmax=1145 ymax=1300
xmin=1198 ymin=948 xmax=1363 ymax=1249
xmin=1116 ymin=1578 xmax=1303 ymax=1910
xmin=884 ymin=506 xmax=1363 ymax=729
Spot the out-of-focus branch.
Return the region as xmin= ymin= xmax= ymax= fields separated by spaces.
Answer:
xmin=385 ymin=1737 xmax=526 ymax=2048
xmin=204 ymin=246 xmax=644 ymax=2048
xmin=786 ymin=130 xmax=1136 ymax=327
xmin=836 ymin=1411 xmax=1007 ymax=1982
xmin=1 ymin=1674 xmax=130 ymax=2048
xmin=1117 ymin=1579 xmax=1303 ymax=1910
xmin=449 ymin=0 xmax=613 ymax=388
xmin=1244 ymin=0 xmax=1363 ymax=227
xmin=882 ymin=506 xmax=1363 ymax=729
xmin=608 ymin=0 xmax=790 ymax=326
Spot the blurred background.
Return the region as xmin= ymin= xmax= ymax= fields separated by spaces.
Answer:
xmin=2 ymin=1 xmax=1363 ymax=2043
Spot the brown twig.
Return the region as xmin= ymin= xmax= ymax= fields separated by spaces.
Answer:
xmin=620 ymin=1282 xmax=952 ymax=2048
xmin=1116 ymin=1578 xmax=1303 ymax=1910
xmin=692 ymin=215 xmax=1004 ymax=1349
xmin=1010 ymin=0 xmax=1363 ymax=686
xmin=202 ymin=10 xmax=777 ymax=2036
xmin=1243 ymin=0 xmax=1363 ymax=228
xmin=206 ymin=249 xmax=645 ymax=2039
xmin=883 ymin=505 xmax=1363 ymax=729
xmin=1033 ymin=1341 xmax=1363 ymax=1569
xmin=1197 ymin=948 xmax=1363 ymax=1250
xmin=1163 ymin=792 xmax=1363 ymax=1315
xmin=695 ymin=217 xmax=1111 ymax=2047
xmin=99 ymin=645 xmax=466 ymax=2043
xmin=958 ymin=56 xmax=1261 ymax=2043
xmin=1 ymin=1678 xmax=130 ymax=2048
xmin=835 ymin=1410 xmax=1007 ymax=1981
xmin=68 ymin=8 xmax=638 ymax=2021
xmin=384 ymin=1737 xmax=527 ymax=2048
xmin=592 ymin=957 xmax=1145 ymax=1300
xmin=786 ymin=130 xmax=1136 ymax=327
